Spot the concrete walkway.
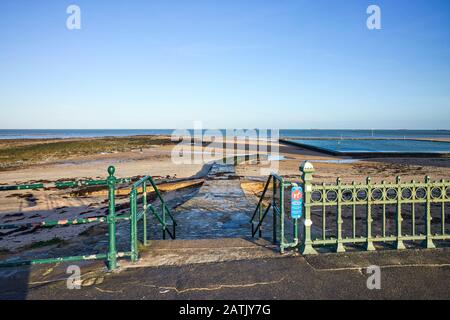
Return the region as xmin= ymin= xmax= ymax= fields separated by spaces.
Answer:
xmin=2 ymin=248 xmax=449 ymax=299
xmin=2 ymin=161 xmax=449 ymax=300
xmin=120 ymin=238 xmax=281 ymax=268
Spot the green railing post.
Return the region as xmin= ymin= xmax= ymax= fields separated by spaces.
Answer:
xmin=322 ymin=183 xmax=326 ymax=241
xmin=146 ymin=176 xmax=177 ymax=240
xmin=366 ymin=177 xmax=375 ymax=251
xmin=290 ymin=182 xmax=299 ymax=247
xmin=130 ymin=187 xmax=139 ymax=262
xmin=396 ymin=176 xmax=406 ymax=250
xmin=259 ymin=199 xmax=263 ymax=238
xmin=292 ymin=182 xmax=299 ymax=247
xmin=162 ymin=202 xmax=167 ymax=240
xmin=382 ymin=180 xmax=387 ymax=238
xmin=424 ymin=176 xmax=436 ymax=249
xmin=300 ymin=161 xmax=317 ymax=255
xmin=352 ymin=181 xmax=357 ymax=239
xmin=336 ymin=178 xmax=345 ymax=253
xmin=142 ymin=180 xmax=148 ymax=246
xmin=411 ymin=180 xmax=416 ymax=237
xmin=280 ymin=178 xmax=285 ymax=253
xmin=441 ymin=179 xmax=446 ymax=236
xmin=107 ymin=166 xmax=118 ymax=270
xmin=293 ymin=216 xmax=299 ymax=245
xmin=272 ymin=177 xmax=277 ymax=246
xmin=272 ymin=178 xmax=277 ymax=244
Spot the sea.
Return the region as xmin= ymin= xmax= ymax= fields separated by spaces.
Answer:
xmin=0 ymin=129 xmax=449 ymax=140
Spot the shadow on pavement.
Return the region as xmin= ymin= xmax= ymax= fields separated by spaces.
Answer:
xmin=0 ymin=265 xmax=30 ymax=300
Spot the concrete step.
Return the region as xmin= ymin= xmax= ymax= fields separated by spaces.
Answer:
xmin=121 ymin=238 xmax=284 ymax=269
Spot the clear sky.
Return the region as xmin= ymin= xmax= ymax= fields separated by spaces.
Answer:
xmin=0 ymin=0 xmax=449 ymax=129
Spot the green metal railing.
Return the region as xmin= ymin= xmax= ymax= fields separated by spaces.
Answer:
xmin=0 ymin=166 xmax=132 ymax=270
xmin=252 ymin=161 xmax=450 ymax=255
xmin=250 ymin=173 xmax=300 ymax=253
xmin=0 ymin=176 xmax=131 ymax=191
xmin=0 ymin=166 xmax=177 ymax=270
xmin=129 ymin=175 xmax=177 ymax=262
xmin=302 ymin=163 xmax=450 ymax=254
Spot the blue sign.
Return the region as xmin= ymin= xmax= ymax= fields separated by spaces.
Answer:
xmin=291 ymin=186 xmax=303 ymax=219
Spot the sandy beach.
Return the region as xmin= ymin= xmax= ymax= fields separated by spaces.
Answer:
xmin=0 ymin=135 xmax=449 ymax=254
xmin=1 ymin=135 xmax=449 ymax=182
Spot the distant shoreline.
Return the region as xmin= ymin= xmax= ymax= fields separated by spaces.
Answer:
xmin=1 ymin=129 xmax=449 ymax=140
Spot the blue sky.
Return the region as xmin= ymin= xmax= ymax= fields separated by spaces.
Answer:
xmin=0 ymin=0 xmax=449 ymax=129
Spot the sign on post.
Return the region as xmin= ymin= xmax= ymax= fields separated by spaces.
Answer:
xmin=291 ymin=185 xmax=303 ymax=219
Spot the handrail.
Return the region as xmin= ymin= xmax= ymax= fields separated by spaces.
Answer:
xmin=0 ymin=166 xmax=133 ymax=270
xmin=250 ymin=173 xmax=285 ymax=223
xmin=128 ymin=175 xmax=177 ymax=262
xmin=250 ymin=175 xmax=273 ymax=223
xmin=131 ymin=175 xmax=177 ymax=226
xmin=251 ymin=204 xmax=272 ymax=238
xmin=256 ymin=161 xmax=450 ymax=256
xmin=0 ymin=178 xmax=132 ymax=191
xmin=250 ymin=174 xmax=286 ymax=239
xmin=148 ymin=205 xmax=175 ymax=239
xmin=0 ymin=216 xmax=106 ymax=230
xmin=131 ymin=175 xmax=177 ymax=229
xmin=251 ymin=173 xmax=300 ymax=253
xmin=147 ymin=176 xmax=178 ymax=225
xmin=0 ymin=167 xmax=179 ymax=271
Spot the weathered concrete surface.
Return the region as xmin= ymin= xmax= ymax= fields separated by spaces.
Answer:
xmin=2 ymin=161 xmax=449 ymax=300
xmin=155 ymin=163 xmax=257 ymax=240
xmin=120 ymin=238 xmax=281 ymax=268
xmin=2 ymin=248 xmax=449 ymax=300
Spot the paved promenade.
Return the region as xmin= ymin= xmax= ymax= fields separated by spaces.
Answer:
xmin=1 ymin=247 xmax=449 ymax=300
xmin=1 ymin=162 xmax=449 ymax=300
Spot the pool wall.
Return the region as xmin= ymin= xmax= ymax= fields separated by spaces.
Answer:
xmin=280 ymin=139 xmax=450 ymax=157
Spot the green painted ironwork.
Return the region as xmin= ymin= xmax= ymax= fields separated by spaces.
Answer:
xmin=299 ymin=162 xmax=317 ymax=255
xmin=0 ymin=216 xmax=107 ymax=230
xmin=0 ymin=166 xmax=132 ymax=270
xmin=0 ymin=177 xmax=131 ymax=191
xmin=107 ymin=166 xmax=118 ymax=270
xmin=0 ymin=166 xmax=176 ymax=270
xmin=128 ymin=175 xmax=177 ymax=263
xmin=250 ymin=173 xmax=300 ymax=253
xmin=300 ymin=161 xmax=450 ymax=254
xmin=253 ymin=161 xmax=449 ymax=254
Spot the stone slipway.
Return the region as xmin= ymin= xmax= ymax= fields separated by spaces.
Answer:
xmin=135 ymin=161 xmax=283 ymax=268
xmin=148 ymin=162 xmax=260 ymax=240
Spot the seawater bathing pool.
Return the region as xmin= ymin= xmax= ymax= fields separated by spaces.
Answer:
xmin=288 ymin=139 xmax=450 ymax=155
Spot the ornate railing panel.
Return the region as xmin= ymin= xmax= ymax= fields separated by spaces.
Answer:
xmin=300 ymin=162 xmax=449 ymax=254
